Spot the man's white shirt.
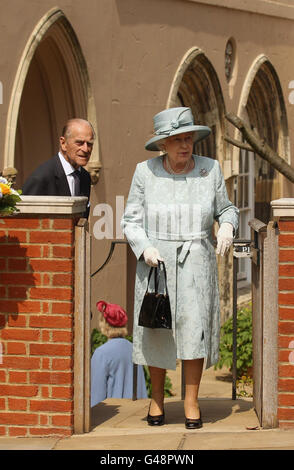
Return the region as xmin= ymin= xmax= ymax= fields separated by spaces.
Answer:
xmin=58 ymin=152 xmax=81 ymax=196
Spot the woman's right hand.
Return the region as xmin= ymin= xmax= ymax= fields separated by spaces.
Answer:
xmin=143 ymin=247 xmax=164 ymax=267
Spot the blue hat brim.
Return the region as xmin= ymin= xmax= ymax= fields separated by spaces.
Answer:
xmin=145 ymin=125 xmax=211 ymax=151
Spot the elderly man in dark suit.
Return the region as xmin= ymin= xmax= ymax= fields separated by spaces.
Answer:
xmin=22 ymin=118 xmax=94 ymax=218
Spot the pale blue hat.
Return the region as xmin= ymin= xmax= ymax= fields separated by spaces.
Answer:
xmin=145 ymin=107 xmax=211 ymax=151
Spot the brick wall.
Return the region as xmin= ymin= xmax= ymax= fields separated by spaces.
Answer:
xmin=278 ymin=218 xmax=294 ymax=429
xmin=0 ymin=214 xmax=77 ymax=437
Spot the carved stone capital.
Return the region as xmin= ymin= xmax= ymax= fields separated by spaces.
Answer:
xmin=87 ymin=161 xmax=102 ymax=185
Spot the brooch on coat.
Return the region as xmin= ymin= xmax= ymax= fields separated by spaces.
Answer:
xmin=199 ymin=168 xmax=208 ymax=177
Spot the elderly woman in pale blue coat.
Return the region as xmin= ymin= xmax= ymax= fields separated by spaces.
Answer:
xmin=121 ymin=107 xmax=238 ymax=429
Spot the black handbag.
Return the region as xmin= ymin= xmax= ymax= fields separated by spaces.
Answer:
xmin=138 ymin=260 xmax=172 ymax=329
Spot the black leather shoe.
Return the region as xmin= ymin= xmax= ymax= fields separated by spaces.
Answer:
xmin=185 ymin=411 xmax=202 ymax=429
xmin=147 ymin=404 xmax=165 ymax=426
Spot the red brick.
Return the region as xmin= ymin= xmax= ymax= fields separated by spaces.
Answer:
xmin=0 ymin=398 xmax=5 ymax=409
xmin=0 ymin=272 xmax=39 ymax=286
xmin=51 ymin=386 xmax=73 ymax=399
xmin=52 ymin=219 xmax=74 ymax=230
xmin=278 ymin=394 xmax=294 ymax=406
xmin=29 ymin=231 xmax=73 ymax=245
xmin=52 ymin=415 xmax=73 ymax=426
xmin=0 ymin=412 xmax=38 ymax=425
xmin=29 ymin=427 xmax=72 ymax=436
xmin=279 ymin=234 xmax=294 ymax=247
xmin=40 ymin=414 xmax=49 ymax=425
xmin=279 ymin=378 xmax=294 ymax=391
xmin=41 ymin=387 xmax=50 ymax=398
xmin=0 ymin=370 xmax=6 ymax=382
xmin=30 ymin=400 xmax=73 ymax=412
xmin=0 ymin=357 xmax=40 ymax=370
xmin=279 ymin=221 xmax=294 ymax=232
xmin=7 ymin=258 xmax=27 ymax=271
xmin=52 ymin=358 xmax=73 ymax=371
xmin=0 ymin=258 xmax=6 ymax=270
xmin=8 ymin=398 xmax=27 ymax=411
xmin=278 ymin=408 xmax=294 ymax=420
xmin=29 ymin=287 xmax=72 ymax=301
xmin=0 ymin=286 xmax=6 ymax=298
xmin=279 ymin=321 xmax=294 ymax=334
xmin=0 ymin=426 xmax=6 ymax=435
xmin=52 ymin=246 xmax=73 ymax=258
xmin=279 ymin=265 xmax=294 ymax=277
xmin=43 ymin=273 xmax=51 ymax=285
xmin=8 ymin=372 xmax=27 ymax=383
xmin=52 ymin=274 xmax=73 ymax=286
xmin=8 ymin=287 xmax=27 ymax=298
xmin=30 ymin=343 xmax=73 ymax=357
xmin=3 ymin=231 xmax=27 ymax=242
xmin=279 ymin=279 xmax=294 ymax=291
xmin=42 ymin=357 xmax=50 ymax=369
xmin=280 ymin=250 xmax=294 ymax=262
xmin=41 ymin=219 xmax=51 ymax=229
xmin=0 ymin=384 xmax=38 ymax=397
xmin=279 ymin=293 xmax=294 ymax=306
xmin=6 ymin=342 xmax=26 ymax=355
xmin=29 ymin=315 xmax=72 ymax=329
xmin=279 ymin=421 xmax=294 ymax=429
xmin=279 ymin=308 xmax=294 ymax=321
xmin=52 ymin=303 xmax=73 ymax=315
xmin=0 ymin=314 xmax=6 ymax=327
xmin=1 ymin=329 xmax=40 ymax=341
xmin=0 ymin=300 xmax=41 ymax=314
xmin=52 ymin=331 xmax=73 ymax=343
xmin=41 ymin=331 xmax=51 ymax=342
xmin=30 ymin=371 xmax=73 ymax=385
xmin=279 ymin=350 xmax=294 ymax=362
xmin=9 ymin=427 xmax=28 ymax=437
xmin=1 ymin=219 xmax=40 ymax=229
xmin=29 ymin=259 xmax=73 ymax=273
xmin=8 ymin=315 xmax=27 ymax=327
xmin=0 ymin=245 xmax=40 ymax=257
xmin=42 ymin=245 xmax=50 ymax=258
xmin=279 ymin=364 xmax=294 ymax=377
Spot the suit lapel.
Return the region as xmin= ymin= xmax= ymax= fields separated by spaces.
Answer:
xmin=53 ymin=154 xmax=71 ymax=196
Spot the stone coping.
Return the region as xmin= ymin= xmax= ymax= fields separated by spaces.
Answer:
xmin=15 ymin=195 xmax=88 ymax=215
xmin=271 ymin=198 xmax=294 ymax=218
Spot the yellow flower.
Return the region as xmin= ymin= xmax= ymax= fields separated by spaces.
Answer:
xmin=0 ymin=183 xmax=11 ymax=195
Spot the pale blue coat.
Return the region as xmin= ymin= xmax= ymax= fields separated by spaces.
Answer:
xmin=91 ymin=338 xmax=147 ymax=406
xmin=121 ymin=155 xmax=239 ymax=371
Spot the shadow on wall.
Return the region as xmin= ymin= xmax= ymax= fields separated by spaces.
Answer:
xmin=0 ymin=235 xmax=37 ymax=332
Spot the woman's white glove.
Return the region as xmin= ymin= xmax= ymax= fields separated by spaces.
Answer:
xmin=143 ymin=247 xmax=164 ymax=267
xmin=216 ymin=223 xmax=234 ymax=256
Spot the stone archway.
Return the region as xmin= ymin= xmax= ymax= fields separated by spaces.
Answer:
xmin=236 ymin=55 xmax=290 ymax=224
xmin=167 ymin=47 xmax=227 ymax=167
xmin=4 ymin=7 xmax=100 ymax=186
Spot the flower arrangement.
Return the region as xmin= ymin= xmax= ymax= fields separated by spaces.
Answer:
xmin=0 ymin=177 xmax=22 ymax=215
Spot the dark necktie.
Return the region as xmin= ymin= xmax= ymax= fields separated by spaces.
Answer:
xmin=72 ymin=170 xmax=81 ymax=196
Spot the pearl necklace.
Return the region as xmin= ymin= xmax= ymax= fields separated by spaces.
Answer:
xmin=165 ymin=155 xmax=192 ymax=175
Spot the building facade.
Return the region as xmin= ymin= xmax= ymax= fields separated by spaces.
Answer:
xmin=1 ymin=0 xmax=294 ymax=327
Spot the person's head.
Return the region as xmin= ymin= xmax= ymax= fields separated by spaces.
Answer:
xmin=158 ymin=131 xmax=194 ymax=166
xmin=59 ymin=118 xmax=95 ymax=169
xmin=96 ymin=300 xmax=128 ymax=339
xmin=145 ymin=107 xmax=211 ymax=153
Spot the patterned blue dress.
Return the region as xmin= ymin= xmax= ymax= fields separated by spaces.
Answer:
xmin=121 ymin=155 xmax=239 ymax=370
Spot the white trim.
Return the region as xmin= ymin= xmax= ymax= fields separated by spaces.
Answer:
xmin=16 ymin=195 xmax=88 ymax=215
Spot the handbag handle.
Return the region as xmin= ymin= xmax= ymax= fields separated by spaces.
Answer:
xmin=145 ymin=260 xmax=169 ymax=296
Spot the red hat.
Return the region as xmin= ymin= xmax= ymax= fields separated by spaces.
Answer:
xmin=96 ymin=300 xmax=128 ymax=327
